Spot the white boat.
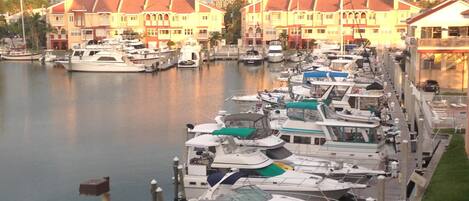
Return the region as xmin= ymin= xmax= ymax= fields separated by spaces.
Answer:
xmin=267 ymin=41 xmax=284 ymax=63
xmin=183 ymin=134 xmax=364 ymax=201
xmin=62 ymin=51 xmax=147 ymax=72
xmin=40 ymin=49 xmax=58 ymax=62
xmin=188 ymin=113 xmax=385 ymax=183
xmin=240 ymin=49 xmax=263 ymax=65
xmin=178 ymin=38 xmax=201 ymax=68
xmin=288 ymin=51 xmax=305 ymax=63
xmin=1 ymin=49 xmax=42 ymax=61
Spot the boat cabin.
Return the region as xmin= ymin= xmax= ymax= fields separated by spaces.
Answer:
xmin=223 ymin=113 xmax=273 ymax=139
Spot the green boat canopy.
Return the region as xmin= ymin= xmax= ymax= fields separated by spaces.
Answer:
xmin=286 ymin=99 xmax=331 ymax=110
xmin=212 ymin=128 xmax=256 ymax=138
xmin=256 ymin=164 xmax=285 ymax=177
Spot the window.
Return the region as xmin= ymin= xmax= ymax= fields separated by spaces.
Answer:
xmin=293 ymin=136 xmax=311 ymax=144
xmin=272 ymin=13 xmax=281 ymax=20
xmin=68 ymin=15 xmax=73 ymax=22
xmin=182 ymin=16 xmax=187 ymax=21
xmin=310 ymin=85 xmax=330 ymax=98
xmin=373 ymin=29 xmax=379 ymax=33
xmin=305 ymin=29 xmax=313 ymax=34
xmin=159 ymin=30 xmax=169 ymax=34
xmin=328 ymin=86 xmax=348 ymax=101
xmin=280 ymin=135 xmax=291 ymax=142
xmin=357 ymin=28 xmax=365 ymax=33
xmin=130 ymin=16 xmax=137 ymax=21
xmin=397 ymin=28 xmax=406 ymax=33
xmin=202 ymin=16 xmax=208 ymax=20
xmin=326 ymin=14 xmax=333 ymax=19
xmin=421 ymin=27 xmax=441 ymax=39
xmin=184 ymin=29 xmax=193 ymax=35
xmin=317 ymin=29 xmax=325 ymax=34
xmin=199 ymin=29 xmax=207 ymax=34
xmin=172 ymin=30 xmax=182 ymax=34
xmin=97 ymin=57 xmax=117 ymax=61
xmin=448 ymin=26 xmax=469 ymax=37
xmin=307 ymin=14 xmax=313 ymax=20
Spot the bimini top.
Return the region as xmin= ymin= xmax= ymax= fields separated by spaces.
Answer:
xmin=185 ymin=134 xmax=221 ymax=147
xmin=286 ymin=100 xmax=330 ymax=110
xmin=303 ymin=71 xmax=348 ymax=78
xmin=213 ymin=128 xmax=256 ymax=138
xmin=256 ymin=163 xmax=285 ymax=177
xmin=224 ymin=113 xmax=265 ymax=122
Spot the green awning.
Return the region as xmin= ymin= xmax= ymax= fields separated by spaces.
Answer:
xmin=212 ymin=128 xmax=256 ymax=138
xmin=256 ymin=164 xmax=285 ymax=177
xmin=286 ymin=100 xmax=320 ymax=110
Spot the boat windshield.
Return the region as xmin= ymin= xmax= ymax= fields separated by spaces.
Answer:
xmin=264 ymin=147 xmax=292 ymax=160
xmin=310 ymin=85 xmax=330 ymax=98
xmin=287 ymin=108 xmax=322 ymax=122
xmin=327 ymin=85 xmax=349 ymax=101
xmin=348 ymin=96 xmax=380 ymax=111
xmin=218 ymin=186 xmax=273 ymax=201
xmin=268 ymin=50 xmax=282 ymax=54
xmin=327 ymin=126 xmax=378 ymax=143
xmin=224 ymin=116 xmax=272 ymax=139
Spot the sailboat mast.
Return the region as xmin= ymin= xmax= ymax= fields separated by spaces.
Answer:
xmin=340 ymin=0 xmax=344 ymax=55
xmin=20 ymin=0 xmax=26 ymax=46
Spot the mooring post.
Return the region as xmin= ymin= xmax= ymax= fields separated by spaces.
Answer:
xmin=417 ymin=118 xmax=424 ymax=170
xmin=173 ymin=157 xmax=179 ymax=201
xmin=177 ymin=165 xmax=186 ymax=201
xmin=150 ymin=179 xmax=157 ymax=201
xmin=156 ymin=187 xmax=164 ymax=201
xmin=377 ymin=175 xmax=385 ymax=201
xmin=401 ymin=140 xmax=409 ymax=201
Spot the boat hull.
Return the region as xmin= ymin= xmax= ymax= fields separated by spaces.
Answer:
xmin=2 ymin=53 xmax=42 ymax=61
xmin=243 ymin=59 xmax=263 ymax=65
xmin=268 ymin=55 xmax=284 ymax=63
xmin=63 ymin=62 xmax=146 ymax=72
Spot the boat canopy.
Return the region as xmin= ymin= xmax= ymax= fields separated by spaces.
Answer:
xmin=256 ymin=164 xmax=285 ymax=177
xmin=185 ymin=134 xmax=221 ymax=147
xmin=303 ymin=71 xmax=348 ymax=78
xmin=213 ymin=128 xmax=256 ymax=138
xmin=224 ymin=113 xmax=265 ymax=122
xmin=286 ymin=101 xmax=320 ymax=110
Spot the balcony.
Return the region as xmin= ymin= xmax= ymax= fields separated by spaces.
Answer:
xmin=417 ymin=38 xmax=469 ymax=51
xmin=245 ymin=33 xmax=263 ymax=38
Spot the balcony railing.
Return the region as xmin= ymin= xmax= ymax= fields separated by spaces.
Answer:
xmin=418 ymin=38 xmax=469 ymax=49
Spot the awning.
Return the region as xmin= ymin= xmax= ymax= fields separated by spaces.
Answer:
xmin=286 ymin=100 xmax=320 ymax=110
xmin=212 ymin=128 xmax=256 ymax=138
xmin=256 ymin=164 xmax=285 ymax=177
xmin=303 ymin=71 xmax=348 ymax=78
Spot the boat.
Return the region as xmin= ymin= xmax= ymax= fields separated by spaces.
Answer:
xmin=240 ymin=49 xmax=263 ymax=65
xmin=1 ymin=49 xmax=42 ymax=61
xmin=41 ymin=49 xmax=58 ymax=62
xmin=288 ymin=51 xmax=305 ymax=63
xmin=178 ymin=38 xmax=201 ymax=68
xmin=61 ymin=51 xmax=147 ymax=72
xmin=183 ymin=134 xmax=364 ymax=200
xmin=277 ymin=101 xmax=386 ymax=166
xmin=267 ymin=41 xmax=284 ymax=63
xmin=188 ymin=113 xmax=385 ymax=183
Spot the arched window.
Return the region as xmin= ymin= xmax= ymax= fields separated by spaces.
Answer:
xmin=342 ymin=13 xmax=347 ymax=19
xmin=248 ymin=27 xmax=253 ymax=34
xmin=348 ymin=13 xmax=353 ymax=19
xmin=361 ymin=13 xmax=366 ymax=19
xmin=256 ymin=27 xmax=262 ymax=34
xmin=60 ymin=29 xmax=66 ymax=35
xmin=164 ymin=14 xmax=169 ymax=20
xmin=158 ymin=14 xmax=163 ymax=20
xmin=146 ymin=14 xmax=150 ymax=20
xmin=152 ymin=14 xmax=156 ymax=21
xmin=354 ymin=13 xmax=359 ymax=19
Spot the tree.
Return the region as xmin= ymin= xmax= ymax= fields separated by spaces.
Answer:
xmin=209 ymin=31 xmax=222 ymax=48
xmin=4 ymin=0 xmax=49 ymax=13
xmin=223 ymin=0 xmax=244 ymax=44
xmin=167 ymin=40 xmax=175 ymax=49
xmin=278 ymin=32 xmax=288 ymax=49
xmin=418 ymin=0 xmax=442 ymax=9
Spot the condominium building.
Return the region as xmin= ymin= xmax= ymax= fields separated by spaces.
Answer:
xmin=56 ymin=0 xmax=224 ymax=49
xmin=241 ymin=0 xmax=421 ymax=48
xmin=406 ymin=0 xmax=469 ymax=92
xmin=47 ymin=2 xmax=68 ymax=50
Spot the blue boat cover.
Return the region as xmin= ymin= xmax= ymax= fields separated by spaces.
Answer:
xmin=303 ymin=71 xmax=348 ymax=78
xmin=207 ymin=172 xmax=247 ymax=187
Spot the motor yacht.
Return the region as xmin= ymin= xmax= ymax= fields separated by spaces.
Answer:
xmin=184 ymin=134 xmax=364 ymax=200
xmin=178 ymin=38 xmax=201 ymax=68
xmin=61 ymin=51 xmax=147 ymax=72
xmin=240 ymin=49 xmax=263 ymax=65
xmin=267 ymin=41 xmax=284 ymax=63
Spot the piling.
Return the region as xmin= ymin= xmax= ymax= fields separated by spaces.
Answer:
xmin=173 ymin=157 xmax=179 ymax=201
xmin=150 ymin=179 xmax=157 ymax=201
xmin=401 ymin=140 xmax=409 ymax=201
xmin=377 ymin=175 xmax=385 ymax=201
xmin=156 ymin=187 xmax=164 ymax=201
xmin=417 ymin=118 xmax=425 ymax=170
xmin=177 ymin=165 xmax=186 ymax=201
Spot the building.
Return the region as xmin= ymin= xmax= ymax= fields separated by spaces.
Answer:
xmin=142 ymin=0 xmax=225 ymax=48
xmin=212 ymin=0 xmax=241 ymax=9
xmin=47 ymin=2 xmax=68 ymax=50
xmin=241 ymin=0 xmax=421 ymax=48
xmin=406 ymin=0 xmax=469 ymax=92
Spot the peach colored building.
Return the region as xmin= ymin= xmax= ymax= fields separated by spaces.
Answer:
xmin=241 ymin=0 xmax=420 ymax=48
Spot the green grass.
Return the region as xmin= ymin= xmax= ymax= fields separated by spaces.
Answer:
xmin=433 ymin=128 xmax=465 ymax=135
xmin=423 ymin=134 xmax=469 ymax=201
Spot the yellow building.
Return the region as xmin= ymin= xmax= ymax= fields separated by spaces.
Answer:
xmin=242 ymin=0 xmax=420 ymax=48
xmin=59 ymin=0 xmax=224 ymax=49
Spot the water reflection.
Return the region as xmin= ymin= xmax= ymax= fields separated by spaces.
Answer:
xmin=0 ymin=61 xmax=283 ymax=201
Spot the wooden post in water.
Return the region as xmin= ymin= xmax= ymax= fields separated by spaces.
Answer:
xmin=401 ymin=140 xmax=409 ymax=201
xmin=173 ymin=157 xmax=179 ymax=201
xmin=102 ymin=192 xmax=110 ymax=201
xmin=156 ymin=187 xmax=164 ymax=201
xmin=417 ymin=118 xmax=424 ymax=170
xmin=377 ymin=175 xmax=385 ymax=201
xmin=177 ymin=165 xmax=186 ymax=201
xmin=150 ymin=179 xmax=157 ymax=201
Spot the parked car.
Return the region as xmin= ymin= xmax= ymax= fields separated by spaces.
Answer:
xmin=422 ymin=80 xmax=440 ymax=94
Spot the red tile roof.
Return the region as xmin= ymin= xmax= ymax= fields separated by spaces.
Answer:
xmin=368 ymin=0 xmax=393 ymax=11
xmin=289 ymin=0 xmax=314 ymax=11
xmin=266 ymin=0 xmax=289 ymax=11
xmin=172 ymin=0 xmax=195 ymax=13
xmin=69 ymin=0 xmax=95 ymax=12
xmin=462 ymin=9 xmax=469 ymax=15
xmin=120 ymin=0 xmax=145 ymax=14
xmin=398 ymin=2 xmax=411 ymax=10
xmin=246 ymin=2 xmax=261 ymax=13
xmin=343 ymin=0 xmax=367 ymax=10
xmin=407 ymin=0 xmax=457 ymax=24
xmin=145 ymin=0 xmax=171 ymax=12
xmin=50 ymin=2 xmax=65 ymax=14
xmin=315 ymin=0 xmax=339 ymax=12
xmin=199 ymin=4 xmax=211 ymax=12
xmin=94 ymin=0 xmax=120 ymax=13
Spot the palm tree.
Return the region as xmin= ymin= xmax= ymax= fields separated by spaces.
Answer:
xmin=209 ymin=31 xmax=222 ymax=48
xmin=278 ymin=32 xmax=288 ymax=50
xmin=25 ymin=12 xmax=53 ymax=51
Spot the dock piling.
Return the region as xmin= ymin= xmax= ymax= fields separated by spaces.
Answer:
xmin=177 ymin=165 xmax=186 ymax=200
xmin=401 ymin=140 xmax=409 ymax=201
xmin=150 ymin=179 xmax=157 ymax=201
xmin=173 ymin=157 xmax=180 ymax=201
xmin=377 ymin=175 xmax=385 ymax=201
xmin=417 ymin=118 xmax=425 ymax=170
xmin=156 ymin=187 xmax=164 ymax=201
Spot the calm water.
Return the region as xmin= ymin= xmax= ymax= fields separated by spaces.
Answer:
xmin=0 ymin=61 xmax=286 ymax=201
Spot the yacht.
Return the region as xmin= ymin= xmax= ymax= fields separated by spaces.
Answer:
xmin=62 ymin=51 xmax=147 ymax=72
xmin=184 ymin=134 xmax=364 ymax=200
xmin=188 ymin=113 xmax=385 ymax=183
xmin=1 ymin=49 xmax=42 ymax=61
xmin=288 ymin=51 xmax=305 ymax=63
xmin=178 ymin=38 xmax=201 ymax=68
xmin=240 ymin=49 xmax=263 ymax=65
xmin=195 ymin=184 xmax=306 ymax=201
xmin=267 ymin=41 xmax=284 ymax=63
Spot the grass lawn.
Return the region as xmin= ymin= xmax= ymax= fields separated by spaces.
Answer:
xmin=423 ymin=134 xmax=469 ymax=201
